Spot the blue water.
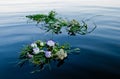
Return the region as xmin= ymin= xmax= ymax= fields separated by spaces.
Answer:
xmin=0 ymin=0 xmax=120 ymax=79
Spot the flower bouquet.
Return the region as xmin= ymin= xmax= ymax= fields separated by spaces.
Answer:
xmin=19 ymin=40 xmax=79 ymax=72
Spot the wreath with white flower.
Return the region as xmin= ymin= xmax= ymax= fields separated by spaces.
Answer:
xmin=19 ymin=40 xmax=79 ymax=72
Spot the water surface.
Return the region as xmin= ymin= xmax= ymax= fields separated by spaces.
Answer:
xmin=0 ymin=0 xmax=120 ymax=79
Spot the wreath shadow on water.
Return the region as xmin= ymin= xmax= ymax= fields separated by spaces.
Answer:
xmin=18 ymin=10 xmax=97 ymax=73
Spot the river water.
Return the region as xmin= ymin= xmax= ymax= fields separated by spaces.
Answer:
xmin=0 ymin=0 xmax=120 ymax=79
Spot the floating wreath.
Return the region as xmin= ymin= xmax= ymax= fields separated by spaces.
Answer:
xmin=26 ymin=10 xmax=96 ymax=35
xmin=19 ymin=40 xmax=80 ymax=72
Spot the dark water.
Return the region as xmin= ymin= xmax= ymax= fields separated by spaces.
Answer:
xmin=0 ymin=0 xmax=120 ymax=79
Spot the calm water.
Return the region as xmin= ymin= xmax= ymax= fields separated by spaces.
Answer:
xmin=0 ymin=0 xmax=120 ymax=79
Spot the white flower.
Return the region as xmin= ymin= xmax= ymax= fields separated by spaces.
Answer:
xmin=33 ymin=47 xmax=40 ymax=54
xmin=45 ymin=51 xmax=52 ymax=58
xmin=27 ymin=53 xmax=33 ymax=58
xmin=56 ymin=49 xmax=67 ymax=60
xmin=39 ymin=50 xmax=44 ymax=52
xmin=40 ymin=42 xmax=44 ymax=46
xmin=47 ymin=40 xmax=55 ymax=47
xmin=31 ymin=43 xmax=37 ymax=48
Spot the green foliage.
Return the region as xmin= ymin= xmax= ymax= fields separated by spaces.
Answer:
xmin=26 ymin=10 xmax=96 ymax=35
xmin=26 ymin=14 xmax=47 ymax=24
xmin=19 ymin=45 xmax=32 ymax=59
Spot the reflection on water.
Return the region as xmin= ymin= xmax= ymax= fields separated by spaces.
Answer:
xmin=0 ymin=0 xmax=120 ymax=79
